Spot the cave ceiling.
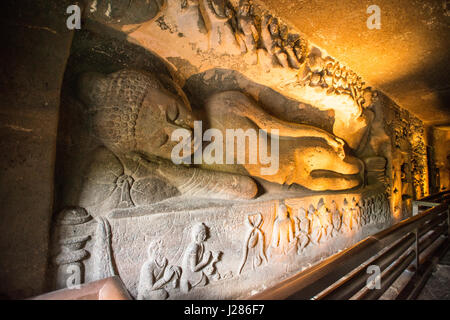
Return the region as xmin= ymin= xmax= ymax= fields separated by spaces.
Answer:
xmin=258 ymin=0 xmax=450 ymax=126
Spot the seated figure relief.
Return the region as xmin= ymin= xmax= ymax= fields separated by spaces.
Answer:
xmin=137 ymin=240 xmax=181 ymax=300
xmin=75 ymin=68 xmax=364 ymax=215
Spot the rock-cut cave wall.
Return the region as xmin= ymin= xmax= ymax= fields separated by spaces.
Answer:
xmin=0 ymin=0 xmax=437 ymax=299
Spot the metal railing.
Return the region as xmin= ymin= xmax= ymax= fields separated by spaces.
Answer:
xmin=249 ymin=191 xmax=450 ymax=300
xmin=412 ymin=191 xmax=450 ymax=215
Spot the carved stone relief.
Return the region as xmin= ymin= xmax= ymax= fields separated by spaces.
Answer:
xmin=64 ymin=66 xmax=371 ymax=222
xmin=96 ymin=0 xmax=375 ymax=150
xmin=51 ymin=207 xmax=92 ymax=289
xmin=180 ymin=223 xmax=222 ymax=292
xmin=238 ymin=213 xmax=267 ymax=275
xmin=137 ymin=240 xmax=181 ymax=300
xmin=294 ymin=208 xmax=310 ymax=253
xmin=409 ymin=116 xmax=429 ymax=199
xmin=269 ymin=204 xmax=296 ymax=256
xmin=48 ymin=0 xmax=425 ymax=301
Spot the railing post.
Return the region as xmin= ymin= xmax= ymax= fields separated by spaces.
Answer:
xmin=414 ymin=228 xmax=420 ymax=271
xmin=412 ymin=201 xmax=419 ymax=216
xmin=447 ymin=204 xmax=450 ymax=236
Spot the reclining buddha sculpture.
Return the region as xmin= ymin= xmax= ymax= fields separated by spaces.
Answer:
xmin=75 ymin=68 xmax=363 ymax=216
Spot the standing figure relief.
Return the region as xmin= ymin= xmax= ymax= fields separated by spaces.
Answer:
xmin=330 ymin=200 xmax=342 ymax=237
xmin=269 ymin=204 xmax=296 ymax=256
xmin=341 ymin=198 xmax=353 ymax=232
xmin=236 ymin=0 xmax=258 ymax=52
xmin=294 ymin=208 xmax=311 ymax=253
xmin=260 ymin=15 xmax=289 ymax=68
xmin=238 ymin=212 xmax=267 ymax=275
xmin=351 ymin=198 xmax=362 ymax=229
xmin=317 ymin=198 xmax=332 ymax=240
xmin=308 ymin=204 xmax=322 ymax=245
xmin=199 ymin=0 xmax=241 ymax=54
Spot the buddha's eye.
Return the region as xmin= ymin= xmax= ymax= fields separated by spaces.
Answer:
xmin=150 ymin=130 xmax=169 ymax=147
xmin=166 ymin=103 xmax=179 ymax=122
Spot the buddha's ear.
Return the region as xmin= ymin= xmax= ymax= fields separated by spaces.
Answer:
xmin=157 ymin=73 xmax=192 ymax=112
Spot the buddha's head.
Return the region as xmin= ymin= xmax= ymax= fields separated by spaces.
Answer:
xmin=78 ymin=69 xmax=195 ymax=161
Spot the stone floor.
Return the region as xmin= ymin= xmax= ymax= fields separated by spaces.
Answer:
xmin=416 ymin=250 xmax=450 ymax=300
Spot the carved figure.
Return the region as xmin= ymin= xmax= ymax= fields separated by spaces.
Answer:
xmin=351 ymin=197 xmax=361 ymax=229
xmin=137 ymin=240 xmax=181 ymax=300
xmin=374 ymin=194 xmax=384 ymax=223
xmin=269 ymin=204 xmax=296 ymax=255
xmin=238 ymin=213 xmax=267 ymax=275
xmin=309 ymin=204 xmax=322 ymax=245
xmin=330 ymin=200 xmax=342 ymax=237
xmin=260 ymin=15 xmax=289 ymax=68
xmin=199 ymin=0 xmax=241 ymax=54
xmin=295 ymin=207 xmax=310 ymax=253
xmin=52 ymin=207 xmax=92 ymax=289
xmin=180 ymin=223 xmax=221 ymax=292
xmin=317 ymin=198 xmax=332 ymax=239
xmin=236 ymin=0 xmax=258 ymax=54
xmin=341 ymin=198 xmax=352 ymax=232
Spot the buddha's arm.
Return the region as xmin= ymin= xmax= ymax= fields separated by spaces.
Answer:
xmin=245 ymin=101 xmax=331 ymax=139
xmin=129 ymin=153 xmax=258 ymax=200
xmin=230 ymin=98 xmax=345 ymax=155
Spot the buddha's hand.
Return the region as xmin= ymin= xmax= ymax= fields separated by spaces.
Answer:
xmin=128 ymin=152 xmax=164 ymax=170
xmin=328 ymin=136 xmax=346 ymax=159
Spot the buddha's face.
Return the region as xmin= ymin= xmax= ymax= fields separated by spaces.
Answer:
xmin=135 ymin=86 xmax=195 ymax=160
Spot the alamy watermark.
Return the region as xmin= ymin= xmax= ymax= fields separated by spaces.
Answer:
xmin=66 ymin=264 xmax=82 ymax=290
xmin=367 ymin=5 xmax=381 ymax=30
xmin=66 ymin=5 xmax=81 ymax=30
xmin=171 ymin=121 xmax=280 ymax=176
xmin=366 ymin=265 xmax=381 ymax=290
